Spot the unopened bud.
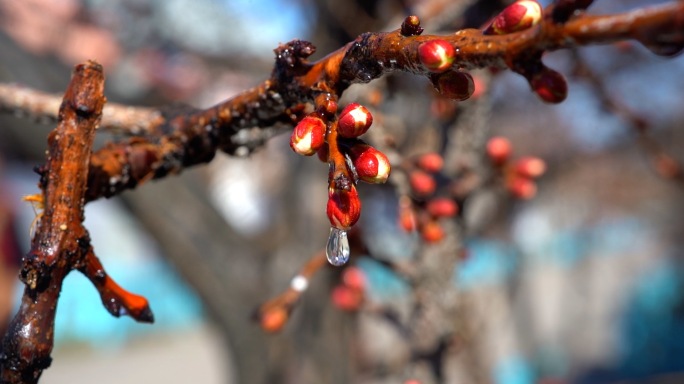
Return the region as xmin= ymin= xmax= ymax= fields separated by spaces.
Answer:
xmin=338 ymin=103 xmax=373 ymax=138
xmin=290 ymin=116 xmax=326 ymax=156
xmin=409 ymin=171 xmax=437 ymax=197
xmin=398 ymin=204 xmax=417 ymax=232
xmin=419 ymin=39 xmax=455 ymax=73
xmin=530 ymin=68 xmax=567 ymax=104
xmin=426 ymin=198 xmax=459 ymax=218
xmin=487 ymin=1 xmax=542 ymax=35
xmin=331 ymin=285 xmax=363 ymax=311
xmin=421 ymin=220 xmax=445 ymax=243
xmin=259 ymin=306 xmax=288 ymax=333
xmin=349 ymin=144 xmax=391 ymax=184
xmin=470 ymin=74 xmax=487 ymax=99
xmin=515 ymin=156 xmax=546 ymax=178
xmin=401 ymin=15 xmax=424 ymax=37
xmin=416 ymin=153 xmax=444 ymax=173
xmin=327 ymin=185 xmax=362 ymax=230
xmin=430 ymin=71 xmax=474 ymax=101
xmin=342 ymin=266 xmax=366 ymax=291
xmin=487 ymin=136 xmax=512 ymax=165
xmin=507 ymin=176 xmax=537 ymax=199
xmin=316 ymin=143 xmax=329 ymax=163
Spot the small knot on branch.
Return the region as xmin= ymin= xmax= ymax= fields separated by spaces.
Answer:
xmin=401 ymin=15 xmax=424 ymax=37
xmin=274 ymin=39 xmax=316 ymax=71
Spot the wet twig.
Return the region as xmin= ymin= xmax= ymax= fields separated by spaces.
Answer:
xmin=0 ymin=62 xmax=152 ymax=384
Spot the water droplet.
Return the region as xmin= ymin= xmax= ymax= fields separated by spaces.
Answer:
xmin=326 ymin=227 xmax=350 ymax=266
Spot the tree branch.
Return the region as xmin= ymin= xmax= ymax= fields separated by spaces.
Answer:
xmin=72 ymin=1 xmax=684 ymax=202
xmin=0 ymin=61 xmax=152 ymax=384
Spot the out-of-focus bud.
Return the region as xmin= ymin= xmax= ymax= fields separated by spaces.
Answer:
xmin=470 ymin=74 xmax=487 ymax=99
xmin=338 ymin=103 xmax=373 ymax=138
xmin=327 ymin=185 xmax=362 ymax=230
xmin=507 ymin=176 xmax=537 ymax=199
xmin=342 ymin=266 xmax=366 ymax=291
xmin=331 ymin=285 xmax=363 ymax=311
xmin=409 ymin=171 xmax=437 ymax=197
xmin=515 ymin=156 xmax=546 ymax=178
xmin=259 ymin=306 xmax=289 ymax=333
xmin=487 ymin=1 xmax=542 ymax=35
xmin=416 ymin=153 xmax=444 ymax=173
xmin=421 ymin=220 xmax=445 ymax=243
xmin=398 ymin=204 xmax=417 ymax=232
xmin=530 ymin=68 xmax=568 ymax=104
xmin=290 ymin=115 xmax=326 ymax=156
xmin=430 ymin=71 xmax=474 ymax=101
xmin=349 ymin=144 xmax=391 ymax=184
xmin=426 ymin=197 xmax=459 ymax=218
xmin=486 ymin=136 xmax=512 ymax=165
xmin=419 ymin=39 xmax=455 ymax=73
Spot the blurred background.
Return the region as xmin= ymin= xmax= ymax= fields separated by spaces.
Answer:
xmin=0 ymin=0 xmax=683 ymax=383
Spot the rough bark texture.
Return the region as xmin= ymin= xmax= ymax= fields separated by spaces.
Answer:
xmin=0 ymin=1 xmax=683 ymax=383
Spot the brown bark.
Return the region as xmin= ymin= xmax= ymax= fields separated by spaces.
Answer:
xmin=0 ymin=61 xmax=151 ymax=384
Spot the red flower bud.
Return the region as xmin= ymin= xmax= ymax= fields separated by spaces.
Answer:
xmin=421 ymin=220 xmax=445 ymax=243
xmin=430 ymin=71 xmax=474 ymax=101
xmin=488 ymin=1 xmax=542 ymax=35
xmin=327 ymin=185 xmax=362 ymax=230
xmin=342 ymin=266 xmax=366 ymax=291
xmin=290 ymin=115 xmax=326 ymax=156
xmin=470 ymin=74 xmax=487 ymax=99
xmin=338 ymin=103 xmax=373 ymax=138
xmin=398 ymin=204 xmax=417 ymax=232
xmin=515 ymin=156 xmax=546 ymax=178
xmin=487 ymin=136 xmax=512 ymax=165
xmin=426 ymin=198 xmax=459 ymax=218
xmin=530 ymin=68 xmax=568 ymax=104
xmin=654 ymin=154 xmax=681 ymax=179
xmin=349 ymin=144 xmax=391 ymax=184
xmin=419 ymin=39 xmax=455 ymax=73
xmin=507 ymin=176 xmax=537 ymax=199
xmin=409 ymin=171 xmax=437 ymax=197
xmin=416 ymin=153 xmax=444 ymax=173
xmin=316 ymin=142 xmax=329 ymax=163
xmin=259 ymin=306 xmax=288 ymax=333
xmin=331 ymin=285 xmax=363 ymax=311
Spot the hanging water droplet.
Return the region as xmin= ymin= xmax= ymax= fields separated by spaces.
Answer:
xmin=326 ymin=227 xmax=350 ymax=266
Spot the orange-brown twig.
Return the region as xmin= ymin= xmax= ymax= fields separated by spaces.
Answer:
xmin=255 ymin=250 xmax=327 ymax=333
xmin=0 ymin=62 xmax=152 ymax=384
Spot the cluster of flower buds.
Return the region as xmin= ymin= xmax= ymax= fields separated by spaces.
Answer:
xmin=484 ymin=1 xmax=542 ymax=35
xmin=289 ymin=100 xmax=392 ymax=266
xmin=480 ymin=1 xmax=568 ymax=104
xmin=331 ymin=266 xmax=366 ymax=311
xmin=398 ymin=153 xmax=460 ymax=243
xmin=486 ymin=136 xmax=547 ymax=199
xmin=417 ymin=37 xmax=477 ymax=101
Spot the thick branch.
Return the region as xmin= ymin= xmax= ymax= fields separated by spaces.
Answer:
xmin=0 ymin=61 xmax=151 ymax=384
